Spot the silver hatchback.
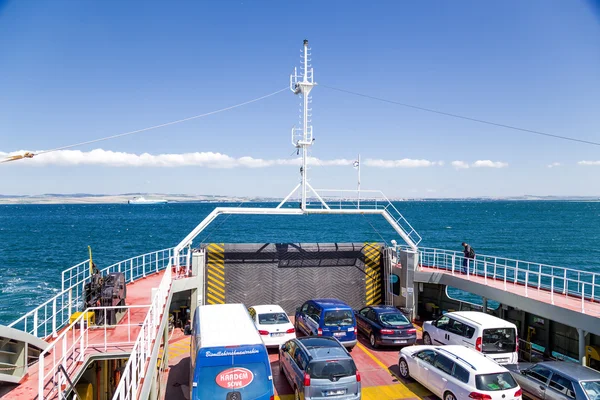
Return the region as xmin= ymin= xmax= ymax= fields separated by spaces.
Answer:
xmin=279 ymin=336 xmax=361 ymax=399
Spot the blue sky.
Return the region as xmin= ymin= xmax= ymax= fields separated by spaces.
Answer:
xmin=1 ymin=0 xmax=599 ymax=198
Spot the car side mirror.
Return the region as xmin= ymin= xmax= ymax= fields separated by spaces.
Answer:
xmin=296 ymin=307 xmax=301 ymax=313
xmin=521 ymin=370 xmax=527 ymax=375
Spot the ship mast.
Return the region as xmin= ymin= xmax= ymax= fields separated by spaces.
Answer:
xmin=291 ymin=39 xmax=315 ymax=211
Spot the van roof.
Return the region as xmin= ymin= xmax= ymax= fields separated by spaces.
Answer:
xmin=198 ymin=303 xmax=263 ymax=348
xmin=435 ymin=345 xmax=508 ymax=373
xmin=312 ymin=298 xmax=352 ymax=308
xmin=448 ymin=311 xmax=516 ymax=328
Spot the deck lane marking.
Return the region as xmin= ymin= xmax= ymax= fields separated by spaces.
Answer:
xmin=356 ymin=342 xmax=432 ymax=399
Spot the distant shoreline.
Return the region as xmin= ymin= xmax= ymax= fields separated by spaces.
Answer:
xmin=0 ymin=194 xmax=598 ymax=205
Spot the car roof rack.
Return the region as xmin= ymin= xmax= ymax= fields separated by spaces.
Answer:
xmin=435 ymin=347 xmax=478 ymax=371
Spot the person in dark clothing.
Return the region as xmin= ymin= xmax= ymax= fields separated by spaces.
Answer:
xmin=462 ymin=242 xmax=475 ymax=274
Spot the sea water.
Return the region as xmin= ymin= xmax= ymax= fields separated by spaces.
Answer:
xmin=1 ymin=201 xmax=599 ymax=325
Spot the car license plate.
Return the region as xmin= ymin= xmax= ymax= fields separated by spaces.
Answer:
xmin=394 ymin=340 xmax=407 ymax=344
xmin=271 ymin=332 xmax=284 ymax=337
xmin=333 ymin=332 xmax=345 ymax=337
xmin=326 ymin=389 xmax=345 ymax=396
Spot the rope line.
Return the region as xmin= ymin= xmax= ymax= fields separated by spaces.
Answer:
xmin=2 ymin=87 xmax=288 ymax=163
xmin=321 ymin=85 xmax=600 ymax=147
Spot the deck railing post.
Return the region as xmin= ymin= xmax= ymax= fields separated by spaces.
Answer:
xmin=38 ymin=354 xmax=44 ymax=400
xmin=142 ymin=255 xmax=146 ymax=278
xmin=467 ymin=258 xmax=470 ymax=280
xmin=485 ymin=262 xmax=488 ymax=285
xmin=525 ymin=271 xmax=529 ymax=297
xmin=156 ymin=252 xmax=159 ymax=273
xmin=563 ymin=269 xmax=567 ymax=295
xmin=538 ymin=265 xmax=541 ymax=290
xmin=494 ymin=258 xmax=497 ymax=280
xmin=68 ymin=287 xmax=72 ymax=319
xmin=515 ymin=261 xmax=519 ymax=284
xmin=504 ymin=267 xmax=507 ymax=291
xmin=593 ymin=274 xmax=596 ymax=301
xmin=582 ymin=283 xmax=586 ymax=313
xmin=551 ymin=276 xmax=555 ymax=305
xmin=451 ymin=254 xmax=455 ymax=275
xmin=52 ymin=298 xmax=57 ymax=338
xmin=33 ymin=309 xmax=38 ymax=337
xmin=130 ymin=259 xmax=134 ymax=283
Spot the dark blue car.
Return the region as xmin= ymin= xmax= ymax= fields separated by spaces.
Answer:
xmin=354 ymin=305 xmax=417 ymax=348
xmin=294 ymin=299 xmax=358 ymax=349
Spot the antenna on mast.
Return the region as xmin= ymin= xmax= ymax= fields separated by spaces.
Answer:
xmin=290 ymin=39 xmax=315 ymax=211
xmin=277 ymin=40 xmax=329 ymax=211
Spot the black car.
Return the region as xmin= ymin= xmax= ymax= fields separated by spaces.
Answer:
xmin=354 ymin=305 xmax=417 ymax=348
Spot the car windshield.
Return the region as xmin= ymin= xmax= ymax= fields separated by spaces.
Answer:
xmin=323 ymin=310 xmax=354 ymax=327
xmin=379 ymin=313 xmax=409 ymax=326
xmin=307 ymin=359 xmax=357 ymax=380
xmin=258 ymin=312 xmax=289 ymax=325
xmin=482 ymin=328 xmax=516 ymax=354
xmin=475 ymin=372 xmax=518 ymax=391
xmin=581 ymin=380 xmax=600 ymax=400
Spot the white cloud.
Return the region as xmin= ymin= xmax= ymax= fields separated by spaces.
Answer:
xmin=0 ymin=149 xmax=437 ymax=169
xmin=547 ymin=162 xmax=561 ymax=168
xmin=472 ymin=160 xmax=508 ymax=168
xmin=578 ymin=161 xmax=600 ymax=166
xmin=364 ymin=158 xmax=443 ymax=168
xmin=451 ymin=160 xmax=470 ymax=169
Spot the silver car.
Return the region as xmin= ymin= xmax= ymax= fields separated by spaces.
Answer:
xmin=279 ymin=336 xmax=361 ymax=399
xmin=506 ymin=361 xmax=600 ymax=400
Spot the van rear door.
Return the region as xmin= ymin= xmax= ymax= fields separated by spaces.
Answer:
xmin=481 ymin=327 xmax=518 ymax=364
xmin=321 ymin=309 xmax=356 ymax=341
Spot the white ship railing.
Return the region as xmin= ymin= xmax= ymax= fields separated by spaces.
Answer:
xmin=38 ymin=305 xmax=150 ymax=400
xmin=8 ymin=248 xmax=175 ymax=339
xmin=308 ymin=189 xmax=422 ymax=246
xmin=113 ymin=258 xmax=174 ymax=400
xmin=414 ymin=247 xmax=600 ymax=313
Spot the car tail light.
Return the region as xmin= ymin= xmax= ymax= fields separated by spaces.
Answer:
xmin=468 ymin=393 xmax=492 ymax=399
xmin=516 ymin=337 xmax=519 ymax=353
xmin=356 ymin=370 xmax=361 ymax=382
xmin=270 ymin=397 xmax=274 ymax=400
xmin=380 ymin=329 xmax=394 ymax=335
xmin=317 ymin=328 xmax=323 ymax=336
xmin=258 ymin=330 xmax=269 ymax=336
xmin=475 ymin=336 xmax=482 ymax=351
xmin=303 ymin=373 xmax=311 ymax=387
xmin=406 ymin=328 xmax=417 ymax=334
xmin=286 ymin=328 xmax=295 ymax=334
xmin=514 ymin=388 xmax=522 ymax=397
xmin=354 ymin=326 xmax=357 ymax=335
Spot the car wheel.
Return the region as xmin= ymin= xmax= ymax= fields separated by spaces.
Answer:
xmin=423 ymin=332 xmax=432 ymax=345
xmin=294 ymin=387 xmax=301 ymax=400
xmin=398 ymin=358 xmax=410 ymax=378
xmin=370 ymin=333 xmax=378 ymax=349
xmin=444 ymin=391 xmax=456 ymax=400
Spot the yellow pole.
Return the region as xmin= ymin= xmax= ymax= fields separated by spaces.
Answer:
xmin=88 ymin=246 xmax=93 ymax=276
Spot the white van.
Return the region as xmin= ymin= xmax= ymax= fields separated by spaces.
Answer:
xmin=422 ymin=311 xmax=518 ymax=365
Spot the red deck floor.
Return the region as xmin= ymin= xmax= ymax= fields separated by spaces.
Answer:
xmin=1 ymin=271 xmax=165 ymax=400
xmin=420 ymin=265 xmax=600 ymax=318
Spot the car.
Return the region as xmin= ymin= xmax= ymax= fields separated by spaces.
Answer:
xmin=248 ymin=304 xmax=296 ymax=347
xmin=295 ymin=299 xmax=358 ymax=349
xmin=398 ymin=345 xmax=523 ymax=400
xmin=279 ymin=336 xmax=361 ymax=400
xmin=505 ymin=360 xmax=600 ymax=400
xmin=423 ymin=311 xmax=519 ymax=365
xmin=354 ymin=305 xmax=417 ymax=348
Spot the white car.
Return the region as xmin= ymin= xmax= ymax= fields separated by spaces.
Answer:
xmin=398 ymin=345 xmax=522 ymax=400
xmin=248 ymin=304 xmax=295 ymax=347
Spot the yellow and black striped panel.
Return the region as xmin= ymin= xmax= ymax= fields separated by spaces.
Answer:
xmin=206 ymin=243 xmax=225 ymax=305
xmin=364 ymin=243 xmax=382 ymax=306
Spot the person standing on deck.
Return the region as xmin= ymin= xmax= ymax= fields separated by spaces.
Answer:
xmin=462 ymin=242 xmax=475 ymax=274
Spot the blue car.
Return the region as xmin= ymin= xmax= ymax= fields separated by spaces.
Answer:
xmin=294 ymin=299 xmax=357 ymax=349
xmin=355 ymin=305 xmax=417 ymax=348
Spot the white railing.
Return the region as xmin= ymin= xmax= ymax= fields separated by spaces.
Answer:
xmin=38 ymin=305 xmax=150 ymax=400
xmin=415 ymin=247 xmax=600 ymax=313
xmin=113 ymin=260 xmax=174 ymax=400
xmin=309 ymin=189 xmax=422 ymax=246
xmin=8 ymin=248 xmax=176 ymax=340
